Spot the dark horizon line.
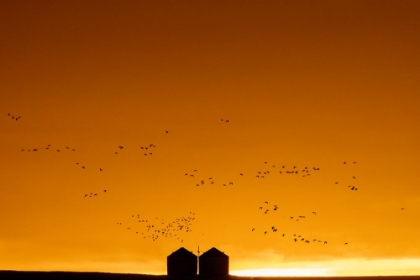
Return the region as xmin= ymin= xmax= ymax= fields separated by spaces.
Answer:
xmin=1 ymin=270 xmax=420 ymax=279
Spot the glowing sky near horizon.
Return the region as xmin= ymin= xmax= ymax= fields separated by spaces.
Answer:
xmin=1 ymin=0 xmax=420 ymax=276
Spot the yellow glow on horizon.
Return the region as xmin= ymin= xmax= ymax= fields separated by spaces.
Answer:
xmin=230 ymin=258 xmax=420 ymax=277
xmin=230 ymin=268 xmax=332 ymax=277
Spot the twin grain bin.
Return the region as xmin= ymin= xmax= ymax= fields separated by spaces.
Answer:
xmin=167 ymin=247 xmax=229 ymax=276
xmin=199 ymin=247 xmax=229 ymax=276
xmin=167 ymin=247 xmax=198 ymax=276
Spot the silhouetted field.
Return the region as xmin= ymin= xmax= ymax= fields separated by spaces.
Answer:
xmin=1 ymin=271 xmax=420 ymax=280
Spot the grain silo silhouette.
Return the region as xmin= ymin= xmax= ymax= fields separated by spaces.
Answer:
xmin=198 ymin=247 xmax=229 ymax=276
xmin=167 ymin=247 xmax=198 ymax=276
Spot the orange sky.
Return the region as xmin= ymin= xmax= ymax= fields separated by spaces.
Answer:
xmin=1 ymin=0 xmax=420 ymax=276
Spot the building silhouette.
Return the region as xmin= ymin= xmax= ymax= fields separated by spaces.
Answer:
xmin=167 ymin=247 xmax=198 ymax=276
xmin=198 ymin=247 xmax=229 ymax=276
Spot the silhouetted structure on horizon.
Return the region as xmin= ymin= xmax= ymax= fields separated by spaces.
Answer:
xmin=167 ymin=247 xmax=197 ymax=276
xmin=199 ymin=247 xmax=229 ymax=276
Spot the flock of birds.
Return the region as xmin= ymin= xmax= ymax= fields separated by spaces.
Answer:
xmin=184 ymin=170 xmax=234 ymax=187
xmin=116 ymin=212 xmax=196 ymax=242
xmin=19 ymin=143 xmax=107 ymax=174
xmin=7 ymin=111 xmax=399 ymax=250
xmin=253 ymin=200 xmax=344 ymax=245
xmin=7 ymin=113 xmax=21 ymax=121
xmin=246 ymin=161 xmax=360 ymax=246
xmin=21 ymin=143 xmax=76 ymax=153
xmin=184 ymin=161 xmax=358 ymax=197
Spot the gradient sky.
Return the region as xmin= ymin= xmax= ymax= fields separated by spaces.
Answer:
xmin=1 ymin=0 xmax=420 ymax=276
